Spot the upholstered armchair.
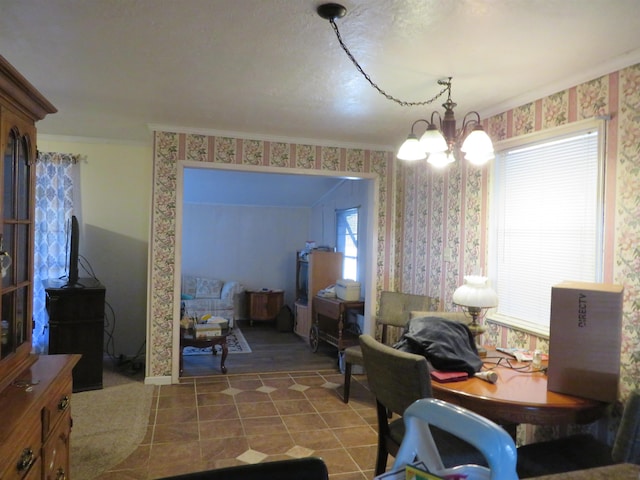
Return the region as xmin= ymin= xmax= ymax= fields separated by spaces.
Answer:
xmin=181 ymin=275 xmax=245 ymax=327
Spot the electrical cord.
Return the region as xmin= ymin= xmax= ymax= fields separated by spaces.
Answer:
xmin=483 ymin=355 xmax=547 ymax=374
xmin=78 ymin=255 xmax=146 ymax=375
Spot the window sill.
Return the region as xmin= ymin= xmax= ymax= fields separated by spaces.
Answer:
xmin=486 ymin=313 xmax=550 ymax=339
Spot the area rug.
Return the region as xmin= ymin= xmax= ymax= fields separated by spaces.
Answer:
xmin=71 ymin=370 xmax=153 ymax=480
xmin=183 ymin=326 xmax=252 ymax=355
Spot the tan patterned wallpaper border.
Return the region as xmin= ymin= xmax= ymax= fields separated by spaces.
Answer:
xmin=149 ymin=131 xmax=395 ymax=378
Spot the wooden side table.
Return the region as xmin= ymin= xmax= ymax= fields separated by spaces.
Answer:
xmin=246 ymin=290 xmax=284 ymax=324
xmin=311 ymin=296 xmax=364 ymax=352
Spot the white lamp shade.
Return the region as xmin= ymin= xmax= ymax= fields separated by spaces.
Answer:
xmin=452 ymin=275 xmax=498 ymax=308
xmin=397 ymin=134 xmax=427 ymax=161
xmin=427 ymin=151 xmax=456 ymax=168
xmin=460 ymin=128 xmax=494 ymax=154
xmin=419 ymin=127 xmax=448 ymax=153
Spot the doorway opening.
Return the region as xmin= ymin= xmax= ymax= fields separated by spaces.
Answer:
xmin=175 ymin=164 xmax=377 ymax=379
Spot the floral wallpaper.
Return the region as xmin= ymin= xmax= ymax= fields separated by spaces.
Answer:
xmin=148 ymin=134 xmax=395 ymax=378
xmin=617 ymin=66 xmax=640 ymax=395
xmin=398 ymin=64 xmax=640 ymax=401
xmin=148 ymin=63 xmax=640 ymax=407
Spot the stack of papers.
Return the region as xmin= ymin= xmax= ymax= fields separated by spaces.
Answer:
xmin=496 ymin=347 xmax=548 ymax=362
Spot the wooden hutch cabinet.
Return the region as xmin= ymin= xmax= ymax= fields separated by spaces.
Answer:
xmin=293 ymin=250 xmax=343 ymax=342
xmin=0 ymin=55 xmax=80 ymax=479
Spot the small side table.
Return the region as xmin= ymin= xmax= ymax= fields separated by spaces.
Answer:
xmin=246 ymin=289 xmax=284 ymax=324
xmin=180 ymin=327 xmax=229 ymax=374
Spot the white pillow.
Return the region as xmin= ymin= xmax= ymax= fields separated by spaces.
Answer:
xmin=195 ymin=277 xmax=223 ymax=299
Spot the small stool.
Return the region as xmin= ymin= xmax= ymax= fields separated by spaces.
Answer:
xmin=343 ymin=345 xmax=364 ymax=403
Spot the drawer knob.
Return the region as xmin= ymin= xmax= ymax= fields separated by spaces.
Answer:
xmin=56 ymin=467 xmax=67 ymax=480
xmin=17 ymin=447 xmax=35 ymax=472
xmin=58 ymin=395 xmax=70 ymax=411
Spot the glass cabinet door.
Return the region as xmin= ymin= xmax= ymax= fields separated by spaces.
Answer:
xmin=0 ymin=129 xmax=33 ymax=360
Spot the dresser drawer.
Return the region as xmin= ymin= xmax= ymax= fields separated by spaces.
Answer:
xmin=42 ymin=408 xmax=71 ymax=480
xmin=0 ymin=414 xmax=42 ymax=480
xmin=42 ymin=376 xmax=72 ymax=439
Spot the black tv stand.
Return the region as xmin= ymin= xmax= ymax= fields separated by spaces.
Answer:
xmin=60 ymin=281 xmax=86 ymax=289
xmin=44 ymin=277 xmax=106 ymax=392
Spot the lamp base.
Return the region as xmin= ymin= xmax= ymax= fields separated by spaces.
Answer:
xmin=467 ymin=317 xmax=487 ymax=358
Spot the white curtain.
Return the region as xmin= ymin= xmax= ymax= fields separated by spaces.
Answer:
xmin=33 ymin=152 xmax=80 ymax=353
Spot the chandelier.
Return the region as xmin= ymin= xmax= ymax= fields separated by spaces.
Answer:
xmin=317 ymin=3 xmax=495 ymax=168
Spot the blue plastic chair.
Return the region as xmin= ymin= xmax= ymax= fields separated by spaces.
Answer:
xmin=393 ymin=398 xmax=519 ymax=480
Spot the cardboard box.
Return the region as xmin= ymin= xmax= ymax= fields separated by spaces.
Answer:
xmin=194 ymin=324 xmax=223 ymax=338
xmin=336 ymin=279 xmax=361 ymax=301
xmin=547 ymin=281 xmax=623 ymax=402
xmin=194 ymin=318 xmax=229 ymax=339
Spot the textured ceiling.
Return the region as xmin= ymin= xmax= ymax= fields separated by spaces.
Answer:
xmin=2 ymin=0 xmax=640 ymax=151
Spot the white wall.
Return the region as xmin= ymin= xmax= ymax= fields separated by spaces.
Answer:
xmin=181 ymin=203 xmax=310 ymax=308
xmin=37 ymin=137 xmax=152 ymax=359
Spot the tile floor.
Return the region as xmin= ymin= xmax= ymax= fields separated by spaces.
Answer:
xmin=96 ymin=369 xmax=380 ymax=479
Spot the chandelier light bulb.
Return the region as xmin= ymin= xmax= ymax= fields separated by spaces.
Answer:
xmin=419 ymin=125 xmax=448 ymax=153
xmin=397 ymin=134 xmax=427 ymax=161
xmin=460 ymin=127 xmax=494 ymax=154
xmin=427 ymin=151 xmax=456 ymax=168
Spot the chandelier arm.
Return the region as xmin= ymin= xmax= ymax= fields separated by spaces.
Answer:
xmin=410 ymin=119 xmax=430 ymax=134
xmin=430 ymin=111 xmax=443 ymax=128
xmin=329 ymin=19 xmax=449 ymax=107
xmin=461 ymin=111 xmax=482 ymax=129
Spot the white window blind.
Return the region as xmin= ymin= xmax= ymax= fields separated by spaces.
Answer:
xmin=490 ymin=120 xmax=605 ymax=336
xmin=336 ymin=207 xmax=359 ymax=281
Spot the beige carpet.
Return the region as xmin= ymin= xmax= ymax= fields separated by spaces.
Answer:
xmin=71 ymin=368 xmax=154 ymax=480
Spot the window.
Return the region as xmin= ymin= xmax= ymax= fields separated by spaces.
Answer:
xmin=336 ymin=207 xmax=359 ymax=280
xmin=489 ymin=119 xmax=606 ymax=337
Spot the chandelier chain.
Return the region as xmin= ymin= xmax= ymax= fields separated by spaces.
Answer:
xmin=329 ymin=19 xmax=449 ymax=107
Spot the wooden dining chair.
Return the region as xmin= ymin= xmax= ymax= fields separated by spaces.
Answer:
xmin=359 ymin=334 xmax=485 ymax=475
xmin=342 ymin=291 xmax=441 ymax=403
xmin=516 ymin=390 xmax=640 ymax=478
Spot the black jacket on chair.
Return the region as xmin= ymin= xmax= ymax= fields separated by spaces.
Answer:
xmin=395 ymin=316 xmax=483 ymax=375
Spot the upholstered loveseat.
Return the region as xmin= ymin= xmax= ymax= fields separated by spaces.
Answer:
xmin=181 ymin=275 xmax=245 ymax=327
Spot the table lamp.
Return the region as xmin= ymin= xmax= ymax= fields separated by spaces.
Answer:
xmin=452 ymin=275 xmax=498 ymax=355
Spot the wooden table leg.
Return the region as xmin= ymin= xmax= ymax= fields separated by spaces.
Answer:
xmin=180 ymin=346 xmax=184 ymax=374
xmin=220 ymin=339 xmax=228 ymax=374
xmin=181 ymin=328 xmax=229 ymax=375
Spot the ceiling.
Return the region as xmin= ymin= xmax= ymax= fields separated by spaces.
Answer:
xmin=2 ymin=0 xmax=640 ymax=152
xmin=183 ymin=168 xmax=351 ymax=207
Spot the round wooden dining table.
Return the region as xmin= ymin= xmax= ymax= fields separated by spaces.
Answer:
xmin=431 ymin=352 xmax=607 ymax=428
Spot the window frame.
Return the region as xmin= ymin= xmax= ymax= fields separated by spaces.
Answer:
xmin=335 ymin=206 xmax=359 ymax=281
xmin=487 ymin=118 xmax=607 ymax=338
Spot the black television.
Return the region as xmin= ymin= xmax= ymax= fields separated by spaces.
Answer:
xmin=65 ymin=215 xmax=80 ymax=286
xmin=297 ymin=259 xmax=309 ymax=303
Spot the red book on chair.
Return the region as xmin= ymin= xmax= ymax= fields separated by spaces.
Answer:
xmin=430 ymin=370 xmax=469 ymax=383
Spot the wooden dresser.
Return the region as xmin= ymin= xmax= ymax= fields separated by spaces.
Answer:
xmin=0 ymin=56 xmax=81 ymax=478
xmin=0 ymin=354 xmax=80 ymax=479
